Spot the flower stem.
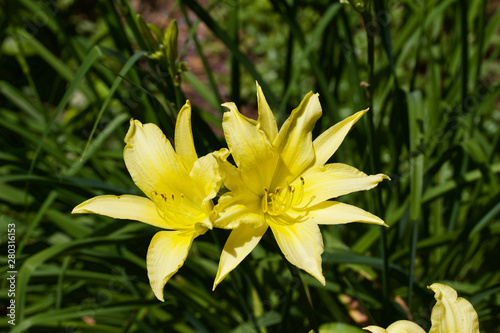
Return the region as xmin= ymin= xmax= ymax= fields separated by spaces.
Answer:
xmin=362 ymin=9 xmax=390 ymax=312
xmin=264 ymin=234 xmax=318 ymax=332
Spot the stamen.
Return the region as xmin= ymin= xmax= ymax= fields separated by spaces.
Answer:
xmin=151 ymin=190 xmax=201 ymax=225
xmin=262 ymin=188 xmax=269 ymax=213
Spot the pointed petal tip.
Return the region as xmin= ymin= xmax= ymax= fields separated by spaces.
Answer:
xmin=212 ymin=280 xmax=219 ymax=291
xmin=319 ymin=275 xmax=326 ymax=286
xmin=71 ymin=200 xmax=92 ymax=214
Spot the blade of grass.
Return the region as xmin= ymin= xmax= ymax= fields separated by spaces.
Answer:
xmin=81 ymin=51 xmax=146 ymax=159
xmin=28 ymin=46 xmax=102 ymax=175
xmin=406 ymin=90 xmax=425 ymax=308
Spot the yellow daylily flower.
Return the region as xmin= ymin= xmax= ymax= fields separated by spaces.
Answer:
xmin=72 ymin=101 xmax=221 ymax=301
xmin=363 ymin=283 xmax=480 ymax=333
xmin=212 ymin=82 xmax=389 ymax=289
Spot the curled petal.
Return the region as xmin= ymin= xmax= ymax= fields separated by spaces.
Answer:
xmin=189 ymin=152 xmax=221 ymax=212
xmin=175 ymin=101 xmax=198 ymax=171
xmin=269 ymin=218 xmax=325 ymax=285
xmin=213 ymin=148 xmax=246 ymax=191
xmin=313 ymin=109 xmax=368 ymax=166
xmin=213 ymin=224 xmax=268 ymax=290
xmin=147 ymin=230 xmax=197 ymax=301
xmin=428 ymin=283 xmax=480 ymax=333
xmin=72 ymin=195 xmax=169 ymax=229
xmin=297 ymin=163 xmax=389 ymax=207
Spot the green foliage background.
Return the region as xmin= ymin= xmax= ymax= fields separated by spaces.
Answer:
xmin=1 ymin=0 xmax=499 ymax=331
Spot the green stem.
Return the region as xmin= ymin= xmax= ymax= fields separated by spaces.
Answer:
xmin=264 ymin=234 xmax=318 ymax=332
xmin=362 ymin=9 xmax=389 ymax=311
xmin=228 ymin=0 xmax=240 ymax=107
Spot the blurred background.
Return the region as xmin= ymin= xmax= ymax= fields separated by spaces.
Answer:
xmin=1 ymin=0 xmax=499 ymax=331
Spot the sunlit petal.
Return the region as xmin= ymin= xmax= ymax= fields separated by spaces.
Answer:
xmin=213 ymin=224 xmax=268 ymax=290
xmin=313 ymin=109 xmax=368 ymax=166
xmin=293 ymin=201 xmax=387 ymax=226
xmin=175 ymin=101 xmax=198 ymax=172
xmin=222 ymin=102 xmax=279 ymax=194
xmin=72 ymin=194 xmax=169 ymax=229
xmin=213 ymin=148 xmax=246 ymax=191
xmin=297 ymin=163 xmax=389 ymax=207
xmin=214 ymin=190 xmax=266 ymax=229
xmin=269 ymin=218 xmax=325 ymax=285
xmin=190 ymin=152 xmax=221 ymax=211
xmin=272 ymin=92 xmax=322 ymax=186
xmin=147 ymin=230 xmax=196 ymax=301
xmin=256 ymin=82 xmax=278 ymax=142
xmin=123 ymin=119 xmax=199 ymax=203
xmin=428 ymin=283 xmax=480 ymax=333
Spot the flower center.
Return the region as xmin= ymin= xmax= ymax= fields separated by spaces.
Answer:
xmin=261 ymin=177 xmax=304 ymax=216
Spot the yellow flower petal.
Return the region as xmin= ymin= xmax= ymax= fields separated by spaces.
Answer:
xmin=428 ymin=283 xmax=480 ymax=333
xmin=313 ymin=109 xmax=368 ymax=167
xmin=189 ymin=152 xmax=222 ymax=211
xmin=175 ymin=101 xmax=198 ymax=172
xmin=271 ymin=92 xmax=322 ymax=187
xmin=147 ymin=230 xmax=196 ymax=301
xmin=222 ymin=102 xmax=279 ymax=194
xmin=294 ymin=201 xmax=387 ymax=226
xmin=256 ymin=82 xmax=278 ymax=142
xmin=363 ymin=326 xmax=387 ymax=333
xmin=123 ymin=119 xmax=204 ymax=210
xmin=213 ymin=224 xmax=268 ymax=290
xmin=269 ymin=218 xmax=325 ymax=285
xmin=72 ymin=194 xmax=169 ymax=229
xmin=364 ymin=320 xmax=426 ymax=333
xmin=214 ymin=190 xmax=266 ymax=229
xmin=297 ymin=163 xmax=389 ymax=207
xmin=213 ymin=148 xmax=246 ymax=191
